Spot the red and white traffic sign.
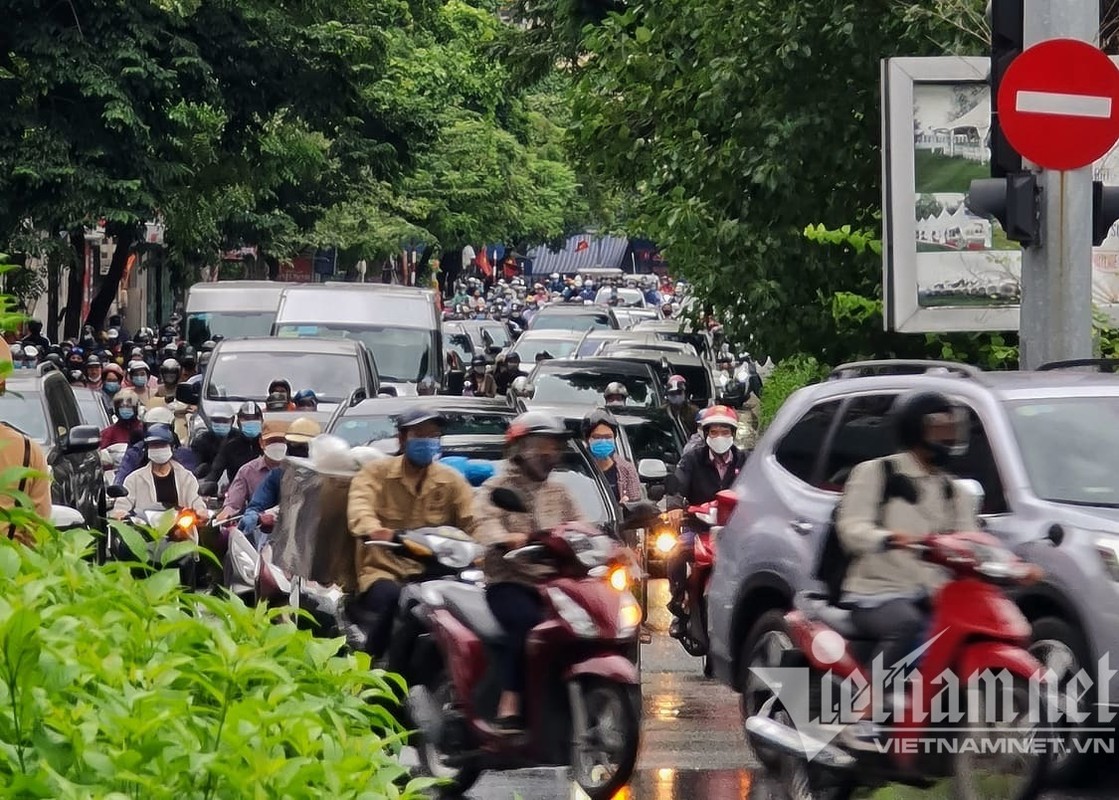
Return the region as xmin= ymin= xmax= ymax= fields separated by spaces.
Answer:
xmin=997 ymin=38 xmax=1119 ymax=171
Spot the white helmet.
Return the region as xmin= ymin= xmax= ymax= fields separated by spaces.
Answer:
xmin=143 ymin=405 xmax=175 ymax=426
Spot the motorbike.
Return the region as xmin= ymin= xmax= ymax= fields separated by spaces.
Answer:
xmin=104 ymin=484 xmax=209 ymax=590
xmin=403 ymin=488 xmax=651 ymax=799
xmin=99 ymin=443 xmax=128 ymax=485
xmin=744 ymin=530 xmax=1052 ymax=800
xmin=667 ymin=492 xmax=736 ymax=675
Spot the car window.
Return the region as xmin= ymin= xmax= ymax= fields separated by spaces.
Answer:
xmin=333 ymin=412 xmax=511 ymax=447
xmin=206 ymin=351 xmax=363 ymax=403
xmin=623 ymin=418 xmax=682 ymax=465
xmin=820 ymin=395 xmax=898 ymax=489
xmin=773 ymin=400 xmax=843 ymax=485
xmin=947 ymin=408 xmax=1008 ymax=515
xmin=275 ymin=324 xmax=431 ymax=383
xmin=530 ymin=312 xmax=611 ymax=332
xmin=75 ymin=391 xmax=107 ymax=428
xmin=531 ymin=369 xmax=658 ymax=408
xmin=46 ymin=377 xmax=81 ymax=432
xmin=481 ymin=324 xmax=512 ymax=348
xmin=447 ymin=332 xmax=474 ymax=362
xmin=186 ymin=312 xmax=275 ymax=348
xmin=511 ymin=338 xmax=580 ymax=362
xmin=0 ymin=390 xmax=50 ymax=442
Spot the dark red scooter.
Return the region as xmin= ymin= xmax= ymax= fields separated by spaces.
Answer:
xmin=406 ymin=488 xmax=650 ymax=799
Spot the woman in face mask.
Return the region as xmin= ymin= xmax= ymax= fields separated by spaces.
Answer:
xmin=582 ymin=408 xmax=641 ymax=504
xmin=100 ymin=389 xmax=144 ymax=448
xmin=111 ymin=425 xmax=206 ymax=519
xmin=472 ymin=412 xmax=587 ymax=733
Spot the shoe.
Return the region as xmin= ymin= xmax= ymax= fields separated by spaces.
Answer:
xmin=494 ymin=714 xmax=525 ymax=734
xmin=667 ymin=599 xmax=686 ymax=617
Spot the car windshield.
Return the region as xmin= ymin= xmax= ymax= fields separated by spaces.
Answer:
xmin=480 ymin=324 xmax=512 ymax=348
xmin=530 ymin=311 xmax=611 ymax=332
xmin=623 ymin=417 xmax=683 ymax=464
xmin=595 ymin=288 xmax=645 ymax=307
xmin=206 ymin=351 xmax=361 ymax=403
xmin=186 ymin=312 xmax=275 ymax=348
xmin=1006 ymin=397 xmax=1119 ymax=506
xmin=512 ymin=338 xmax=579 ymax=363
xmin=332 ymin=411 xmax=511 ymax=446
xmin=0 ymin=391 xmax=48 ymax=442
xmin=276 ymin=324 xmax=431 ymax=382
xmin=531 ymin=369 xmax=657 ymax=408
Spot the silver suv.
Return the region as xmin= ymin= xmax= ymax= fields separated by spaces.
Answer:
xmin=707 ymin=359 xmax=1119 ymax=782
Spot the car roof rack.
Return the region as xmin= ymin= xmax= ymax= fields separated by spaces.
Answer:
xmin=827 ymin=359 xmax=982 ymax=381
xmin=1037 ymin=358 xmax=1119 ymax=373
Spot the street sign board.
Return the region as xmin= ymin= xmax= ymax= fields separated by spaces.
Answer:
xmin=997 ymin=38 xmax=1119 ymax=171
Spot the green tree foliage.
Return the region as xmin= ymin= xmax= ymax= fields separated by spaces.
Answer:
xmin=566 ymin=1 xmax=979 ymax=360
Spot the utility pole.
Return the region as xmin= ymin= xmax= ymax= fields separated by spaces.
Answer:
xmin=1018 ymin=0 xmax=1097 ymax=368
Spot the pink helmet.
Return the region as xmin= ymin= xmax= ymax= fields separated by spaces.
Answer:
xmin=698 ymin=404 xmax=738 ymax=429
xmin=666 ymin=374 xmax=687 ymax=393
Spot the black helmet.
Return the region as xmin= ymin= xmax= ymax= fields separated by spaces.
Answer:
xmin=892 ymin=391 xmax=968 ymax=455
xmin=237 ymin=400 xmax=263 ymax=419
xmin=470 ymin=354 xmax=487 ymax=369
xmin=582 ymin=408 xmax=619 ymax=438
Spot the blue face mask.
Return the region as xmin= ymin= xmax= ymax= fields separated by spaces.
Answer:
xmin=104 ymin=381 xmax=121 ymax=395
xmin=589 ymin=439 xmax=616 ymax=460
xmin=131 ymin=375 xmax=147 ymax=388
xmin=241 ymin=421 xmax=262 ymax=438
xmin=117 ymin=407 xmax=135 ymax=421
xmin=212 ymin=422 xmax=232 ymax=437
xmin=404 ymin=437 xmax=442 ymax=467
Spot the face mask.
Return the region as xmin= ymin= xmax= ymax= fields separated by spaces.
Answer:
xmin=667 ymin=394 xmax=685 ymax=406
xmin=117 ymin=407 xmax=135 ymax=421
xmin=104 ymin=381 xmax=121 ymax=394
xmin=707 ymin=435 xmax=734 ymax=455
xmin=212 ymin=422 xmax=232 ymax=437
xmin=606 ymin=399 xmax=625 ymax=409
xmin=925 ymin=441 xmax=952 ymax=468
xmin=405 ymin=437 xmax=442 ymax=467
xmin=131 ymin=375 xmax=148 ymax=388
xmin=589 ymin=439 xmax=615 ymax=460
xmin=264 ymin=443 xmax=288 ymax=462
xmin=148 ymin=446 xmax=173 ymax=465
xmin=241 ymin=421 xmax=262 ymax=438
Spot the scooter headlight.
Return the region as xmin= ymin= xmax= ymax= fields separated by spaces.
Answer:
xmin=546 ymin=587 xmax=598 ymax=638
xmin=617 ymin=593 xmax=642 ymax=638
xmin=654 ymin=530 xmax=677 ymax=554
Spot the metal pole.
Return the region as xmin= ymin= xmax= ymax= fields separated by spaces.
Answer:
xmin=1019 ymin=0 xmax=1098 ymax=368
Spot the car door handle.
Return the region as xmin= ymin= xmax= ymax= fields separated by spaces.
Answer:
xmin=790 ymin=519 xmax=814 ymax=536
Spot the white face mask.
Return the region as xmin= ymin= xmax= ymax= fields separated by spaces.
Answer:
xmin=264 ymin=443 xmax=288 ymax=462
xmin=707 ymin=435 xmax=734 ymax=455
xmin=148 ymin=446 xmax=173 ymax=465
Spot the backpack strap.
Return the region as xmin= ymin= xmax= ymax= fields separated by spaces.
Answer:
xmin=875 ymin=458 xmax=896 ymax=527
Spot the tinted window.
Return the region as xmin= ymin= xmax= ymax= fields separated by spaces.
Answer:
xmin=186 ymin=312 xmax=275 ymax=348
xmin=773 ymin=400 xmax=842 ymax=484
xmin=207 ymin=351 xmax=362 ymax=403
xmin=821 ymin=395 xmax=898 ymax=489
xmin=333 ymin=411 xmax=511 ymax=446
xmin=511 ymin=337 xmax=579 ymax=363
xmin=623 ymin=417 xmax=682 ymax=464
xmin=948 ymin=409 xmax=1008 ymax=515
xmin=531 ymin=369 xmax=657 ymax=408
xmin=480 ymin=324 xmax=512 ymax=348
xmin=0 ymin=390 xmax=49 ymax=442
xmin=530 ymin=311 xmax=611 ymax=332
xmin=275 ymin=324 xmax=431 ymax=382
xmin=447 ymin=332 xmax=474 ymax=362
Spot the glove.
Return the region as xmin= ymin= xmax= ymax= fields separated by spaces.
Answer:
xmin=238 ymin=510 xmax=260 ymax=532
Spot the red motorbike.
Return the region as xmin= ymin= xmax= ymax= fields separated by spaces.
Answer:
xmin=746 ymin=530 xmax=1053 ymax=800
xmin=406 ymin=488 xmax=650 ymax=799
xmin=670 ymin=489 xmax=736 ymax=675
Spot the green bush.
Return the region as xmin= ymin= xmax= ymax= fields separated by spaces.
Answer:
xmin=0 ymin=515 xmax=432 ymax=798
xmin=759 ymin=354 xmax=830 ymax=430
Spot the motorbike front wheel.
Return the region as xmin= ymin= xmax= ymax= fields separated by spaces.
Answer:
xmin=570 ymin=678 xmax=641 ymax=799
xmin=412 ymin=672 xmax=481 ymax=797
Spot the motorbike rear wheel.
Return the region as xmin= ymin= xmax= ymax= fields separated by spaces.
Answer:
xmin=571 ymin=679 xmax=641 ymax=799
xmin=413 ymin=672 xmax=481 ymax=796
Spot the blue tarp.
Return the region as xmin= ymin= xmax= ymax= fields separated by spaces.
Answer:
xmin=524 ymin=234 xmax=631 ymax=276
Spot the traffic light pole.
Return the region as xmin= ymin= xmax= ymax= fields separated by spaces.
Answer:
xmin=1018 ymin=0 xmax=1097 ymax=369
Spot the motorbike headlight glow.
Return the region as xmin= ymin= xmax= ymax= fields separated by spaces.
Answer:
xmin=1096 ymin=537 xmax=1119 ymax=582
xmin=617 ymin=593 xmax=642 ymax=638
xmin=654 ymin=531 xmax=677 ymax=554
xmin=607 ymin=565 xmax=629 ymax=592
xmin=546 ymin=587 xmax=598 ymax=638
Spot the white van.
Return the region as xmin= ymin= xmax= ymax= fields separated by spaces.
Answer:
xmin=272 ymin=283 xmax=443 ymax=395
xmin=184 ymin=281 xmax=288 ymax=348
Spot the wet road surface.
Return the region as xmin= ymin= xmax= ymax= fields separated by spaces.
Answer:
xmin=421 ymin=579 xmax=1116 ymax=799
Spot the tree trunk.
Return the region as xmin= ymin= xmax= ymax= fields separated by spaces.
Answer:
xmin=63 ymin=230 xmax=85 ymax=339
xmin=46 ymin=255 xmax=60 ymax=344
xmin=85 ymin=223 xmax=134 ymax=331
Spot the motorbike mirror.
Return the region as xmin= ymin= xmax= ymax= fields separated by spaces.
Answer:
xmin=637 ymin=458 xmax=668 ymax=481
xmin=621 ymin=499 xmax=661 ymax=528
xmin=491 ymin=487 xmax=529 ymax=514
xmin=106 ymin=485 xmax=129 ymax=499
xmin=1047 ymin=524 xmax=1064 ymax=548
xmin=175 ymin=382 xmax=201 ymax=406
xmin=954 ymin=479 xmax=985 ymax=517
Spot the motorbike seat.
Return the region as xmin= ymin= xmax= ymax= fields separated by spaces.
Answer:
xmin=440 ymin=583 xmax=507 ymax=644
xmin=794 ymin=590 xmax=861 ymax=640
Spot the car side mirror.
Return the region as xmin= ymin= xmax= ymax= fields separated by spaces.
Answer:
xmin=954 ymin=478 xmax=985 ymax=517
xmin=62 ymin=424 xmax=101 ymax=455
xmin=175 ymin=382 xmax=201 ymax=406
xmin=377 ymin=386 xmax=398 ymax=398
xmin=487 ymin=344 xmax=502 ymax=356
xmin=350 ymin=388 xmax=368 ymax=406
xmin=637 ymin=458 xmax=668 ymax=481
xmin=106 ymin=484 xmax=129 ymax=499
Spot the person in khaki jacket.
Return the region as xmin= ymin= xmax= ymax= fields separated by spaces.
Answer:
xmin=473 ymin=412 xmax=585 ymax=733
xmin=0 ymin=338 xmax=51 ymax=546
xmin=347 ymin=408 xmax=477 ymax=658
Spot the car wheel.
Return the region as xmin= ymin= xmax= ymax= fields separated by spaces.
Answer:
xmin=1029 ymin=616 xmax=1106 ymax=787
xmin=737 ymin=609 xmax=793 ymax=767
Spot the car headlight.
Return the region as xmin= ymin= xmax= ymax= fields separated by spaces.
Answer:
xmin=546 ymin=587 xmax=598 ymax=638
xmin=617 ymin=593 xmax=641 ymax=638
xmin=1096 ymin=537 xmax=1119 ymax=581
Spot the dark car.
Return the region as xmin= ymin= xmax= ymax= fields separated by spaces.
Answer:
xmin=3 ymin=368 xmax=104 ymax=527
xmin=74 ymin=387 xmax=111 ymax=430
xmin=457 ymin=320 xmax=515 ymax=359
xmin=599 ymin=349 xmax=716 ymax=407
xmin=527 ymin=304 xmax=619 ymax=333
xmin=326 ymin=396 xmax=515 ymax=447
xmin=525 ymin=358 xmax=665 ymax=409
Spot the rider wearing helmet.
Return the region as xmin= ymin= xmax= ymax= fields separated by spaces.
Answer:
xmin=266 ymin=379 xmax=294 ymax=410
xmin=474 ymin=412 xmax=586 ymax=733
xmin=467 ymin=354 xmax=495 ymax=397
xmin=416 ymin=377 xmax=438 ymax=396
xmin=114 ymin=406 xmax=198 ymax=483
xmin=190 ymin=403 xmax=235 ymax=479
xmin=293 ymin=389 xmax=318 ymax=409
xmin=582 ymin=408 xmax=640 ymax=504
xmin=665 ymin=405 xmax=746 ymax=632
xmin=205 ymin=400 xmax=265 ymax=483
xmin=100 ymin=388 xmax=143 ymax=447
xmin=127 ymin=359 xmax=155 ymax=404
xmin=155 ymin=358 xmax=182 ymax=400
xmin=84 ymin=355 xmax=104 ymax=391
xmin=111 ymin=424 xmax=207 ymax=520
xmin=662 ymin=375 xmax=700 ymax=437
xmin=239 ymin=417 xmax=322 ymax=548
xmin=603 ymin=381 xmax=628 ymax=409
xmin=347 ymin=408 xmax=479 ymax=658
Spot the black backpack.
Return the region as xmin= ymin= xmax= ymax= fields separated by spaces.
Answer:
xmin=812 ymin=459 xmax=954 ymax=605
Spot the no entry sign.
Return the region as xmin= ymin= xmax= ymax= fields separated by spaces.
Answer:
xmin=997 ymin=38 xmax=1119 ymax=171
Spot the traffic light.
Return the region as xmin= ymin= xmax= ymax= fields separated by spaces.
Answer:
xmin=1093 ymin=181 xmax=1119 ymax=245
xmin=966 ymin=173 xmax=1041 ymax=247
xmin=989 ymin=0 xmax=1024 ymax=176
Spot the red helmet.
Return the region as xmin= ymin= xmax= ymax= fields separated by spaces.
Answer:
xmin=698 ymin=404 xmax=738 ymax=429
